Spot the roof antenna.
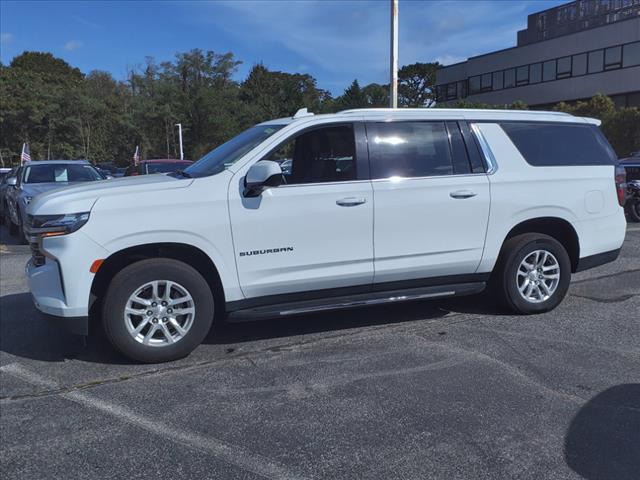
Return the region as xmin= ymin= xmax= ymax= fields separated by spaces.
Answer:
xmin=293 ymin=108 xmax=314 ymax=119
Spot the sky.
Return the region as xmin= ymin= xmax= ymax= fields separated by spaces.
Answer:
xmin=0 ymin=0 xmax=566 ymax=95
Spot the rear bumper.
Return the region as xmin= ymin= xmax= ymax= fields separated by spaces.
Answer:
xmin=575 ymin=248 xmax=621 ymax=273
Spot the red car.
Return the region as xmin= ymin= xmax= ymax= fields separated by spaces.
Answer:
xmin=124 ymin=159 xmax=193 ymax=176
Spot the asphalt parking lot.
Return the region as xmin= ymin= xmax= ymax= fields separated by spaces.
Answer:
xmin=1 ymin=223 xmax=639 ymax=480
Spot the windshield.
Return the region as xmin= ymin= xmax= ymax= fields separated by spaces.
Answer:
xmin=147 ymin=162 xmax=191 ymax=174
xmin=184 ymin=124 xmax=286 ymax=177
xmin=23 ymin=164 xmax=103 ymax=184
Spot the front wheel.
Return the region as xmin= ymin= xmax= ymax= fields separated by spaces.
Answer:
xmin=626 ymin=199 xmax=640 ymax=223
xmin=102 ymin=258 xmax=215 ymax=363
xmin=491 ymin=233 xmax=571 ymax=314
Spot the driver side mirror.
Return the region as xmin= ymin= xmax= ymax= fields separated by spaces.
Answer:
xmin=6 ymin=177 xmax=17 ymax=187
xmin=244 ymin=161 xmax=284 ymax=197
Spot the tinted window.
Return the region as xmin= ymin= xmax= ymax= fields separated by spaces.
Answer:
xmin=501 ymin=123 xmax=617 ymax=167
xmin=469 ymin=76 xmax=481 ymax=94
xmin=623 ymin=41 xmax=640 ymax=67
xmin=492 ymin=71 xmax=504 ymax=90
xmin=588 ymin=50 xmax=604 ymax=73
xmin=481 ymin=73 xmax=492 ymax=91
xmin=263 ymin=125 xmax=356 ymax=184
xmin=516 ymin=66 xmax=529 ymax=85
xmin=530 ymin=63 xmax=542 ymax=83
xmin=23 ymin=164 xmax=103 ymax=183
xmin=557 ymin=56 xmax=571 ymax=78
xmin=572 ymin=53 xmax=587 ymax=76
xmin=543 ymin=60 xmax=556 ymax=81
xmin=604 ymin=46 xmax=622 ymax=69
xmin=368 ymin=122 xmax=453 ymax=179
xmin=446 ymin=122 xmax=472 ymax=175
xmin=504 ymin=69 xmax=516 ymax=88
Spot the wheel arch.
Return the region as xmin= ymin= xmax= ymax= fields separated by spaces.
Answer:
xmin=501 ymin=217 xmax=580 ymax=272
xmin=90 ymin=242 xmax=225 ymax=318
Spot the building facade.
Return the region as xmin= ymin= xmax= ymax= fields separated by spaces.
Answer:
xmin=435 ymin=0 xmax=640 ymax=108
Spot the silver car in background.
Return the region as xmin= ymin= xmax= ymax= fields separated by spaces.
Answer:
xmin=5 ymin=160 xmax=105 ymax=242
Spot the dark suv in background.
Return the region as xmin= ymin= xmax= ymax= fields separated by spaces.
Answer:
xmin=620 ymin=151 xmax=640 ymax=222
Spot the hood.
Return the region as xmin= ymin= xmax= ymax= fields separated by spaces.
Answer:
xmin=28 ymin=174 xmax=193 ymax=215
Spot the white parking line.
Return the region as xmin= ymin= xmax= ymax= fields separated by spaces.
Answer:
xmin=1 ymin=363 xmax=307 ymax=480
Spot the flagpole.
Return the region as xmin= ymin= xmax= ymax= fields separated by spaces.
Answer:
xmin=175 ymin=124 xmax=184 ymax=160
xmin=389 ymin=0 xmax=399 ymax=108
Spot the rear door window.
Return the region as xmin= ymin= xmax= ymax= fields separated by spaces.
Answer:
xmin=500 ymin=122 xmax=617 ymax=166
xmin=367 ymin=122 xmax=453 ymax=179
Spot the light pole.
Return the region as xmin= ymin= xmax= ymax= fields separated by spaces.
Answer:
xmin=389 ymin=0 xmax=399 ymax=108
xmin=175 ymin=123 xmax=184 ymax=160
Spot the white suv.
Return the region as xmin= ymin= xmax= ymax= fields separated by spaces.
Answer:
xmin=25 ymin=108 xmax=627 ymax=362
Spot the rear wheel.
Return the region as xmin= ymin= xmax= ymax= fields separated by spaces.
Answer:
xmin=102 ymin=258 xmax=214 ymax=363
xmin=492 ymin=233 xmax=571 ymax=314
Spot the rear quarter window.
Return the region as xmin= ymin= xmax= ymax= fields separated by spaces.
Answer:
xmin=500 ymin=122 xmax=617 ymax=166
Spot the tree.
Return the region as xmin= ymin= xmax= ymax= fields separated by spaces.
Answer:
xmin=398 ymin=62 xmax=440 ymax=107
xmin=241 ymin=64 xmax=331 ymax=122
xmin=336 ymin=79 xmax=367 ymax=110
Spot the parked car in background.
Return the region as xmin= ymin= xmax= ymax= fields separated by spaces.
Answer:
xmin=620 ymin=151 xmax=640 ymax=222
xmin=6 ymin=160 xmax=104 ymax=242
xmin=25 ymin=108 xmax=625 ymax=363
xmin=0 ymin=166 xmax=20 ymax=225
xmin=0 ymin=167 xmax=12 ymax=180
xmin=114 ymin=167 xmax=127 ymax=177
xmin=124 ymin=159 xmax=193 ymax=176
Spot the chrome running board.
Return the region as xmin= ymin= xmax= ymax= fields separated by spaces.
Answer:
xmin=227 ymin=282 xmax=485 ymax=321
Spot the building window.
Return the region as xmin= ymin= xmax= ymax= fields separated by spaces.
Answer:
xmin=469 ymin=76 xmax=481 ymax=94
xmin=572 ymin=53 xmax=587 ymax=76
xmin=516 ymin=65 xmax=529 ymax=85
xmin=588 ymin=49 xmax=604 ymax=73
xmin=530 ymin=63 xmax=542 ymax=83
xmin=504 ymin=68 xmax=516 ymax=88
xmin=492 ymin=71 xmax=504 ymax=90
xmin=557 ymin=56 xmax=572 ymax=78
xmin=481 ymin=73 xmax=492 ymax=92
xmin=604 ymin=46 xmax=622 ymax=70
xmin=446 ymin=82 xmax=457 ymax=100
xmin=543 ymin=60 xmax=556 ymax=81
xmin=457 ymin=80 xmax=468 ymax=99
xmin=623 ymin=41 xmax=640 ymax=67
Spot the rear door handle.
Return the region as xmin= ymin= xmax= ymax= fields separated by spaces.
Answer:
xmin=450 ymin=190 xmax=477 ymax=199
xmin=336 ymin=197 xmax=367 ymax=207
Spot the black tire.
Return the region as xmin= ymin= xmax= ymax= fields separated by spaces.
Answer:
xmin=102 ymin=258 xmax=215 ymax=363
xmin=626 ymin=200 xmax=640 ymax=223
xmin=491 ymin=233 xmax=571 ymax=314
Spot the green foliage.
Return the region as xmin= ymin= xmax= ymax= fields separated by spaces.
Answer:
xmin=553 ymin=94 xmax=640 ymax=156
xmin=398 ymin=62 xmax=440 ymax=107
xmin=0 ymin=52 xmax=637 ymax=166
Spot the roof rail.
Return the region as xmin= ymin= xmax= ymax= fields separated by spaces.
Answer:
xmin=293 ymin=108 xmax=314 ymax=119
xmin=336 ymin=108 xmax=572 ymax=116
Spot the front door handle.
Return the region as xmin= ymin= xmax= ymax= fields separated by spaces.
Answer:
xmin=336 ymin=197 xmax=367 ymax=207
xmin=450 ymin=190 xmax=477 ymax=199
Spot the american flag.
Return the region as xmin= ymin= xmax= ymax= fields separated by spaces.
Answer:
xmin=133 ymin=145 xmax=140 ymax=166
xmin=20 ymin=143 xmax=31 ymax=164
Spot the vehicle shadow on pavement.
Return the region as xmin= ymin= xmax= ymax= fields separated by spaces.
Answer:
xmin=206 ymin=298 xmax=456 ymax=346
xmin=1 ymin=291 xmax=465 ymax=365
xmin=564 ymin=383 xmax=640 ymax=480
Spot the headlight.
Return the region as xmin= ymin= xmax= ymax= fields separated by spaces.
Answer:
xmin=29 ymin=212 xmax=90 ymax=237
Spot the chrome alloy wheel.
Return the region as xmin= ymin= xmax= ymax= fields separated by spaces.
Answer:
xmin=516 ymin=250 xmax=561 ymax=303
xmin=124 ymin=280 xmax=195 ymax=347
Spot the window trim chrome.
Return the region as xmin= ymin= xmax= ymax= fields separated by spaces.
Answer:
xmin=469 ymin=123 xmax=498 ymax=175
